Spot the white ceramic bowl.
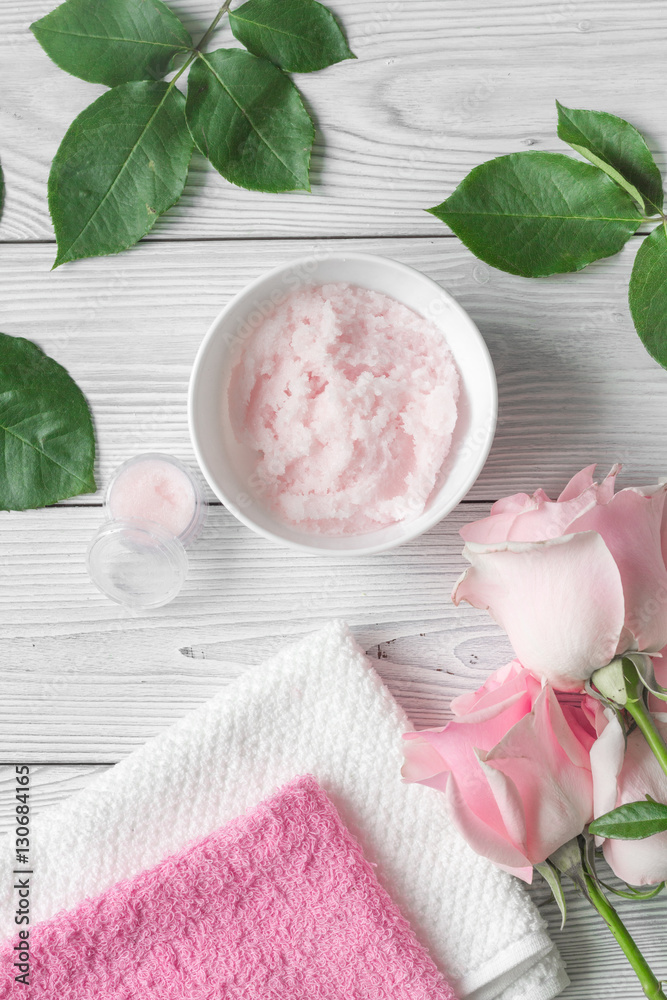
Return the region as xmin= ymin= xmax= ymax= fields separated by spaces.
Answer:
xmin=188 ymin=252 xmax=497 ymax=555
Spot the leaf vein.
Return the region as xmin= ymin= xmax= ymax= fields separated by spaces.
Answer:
xmin=197 ymin=52 xmax=302 ymax=185
xmin=0 ymin=421 xmax=93 ymax=491
xmin=56 ymin=87 xmax=173 ymax=261
xmin=445 ymin=211 xmax=639 ymax=222
xmin=35 ymin=26 xmax=189 ymax=49
xmin=230 ymin=13 xmax=315 ymax=43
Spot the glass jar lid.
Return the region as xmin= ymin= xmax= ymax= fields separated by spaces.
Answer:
xmin=86 ymin=518 xmax=188 ymax=611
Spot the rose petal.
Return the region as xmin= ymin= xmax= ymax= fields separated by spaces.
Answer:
xmin=597 ymin=464 xmax=621 ymax=504
xmin=593 ymin=717 xmax=667 ymax=885
xmin=461 ymin=487 xmax=600 ymax=544
xmin=489 ymin=492 xmax=539 ymax=516
xmin=559 ymin=698 xmax=599 ymax=752
xmin=543 ymin=691 xmax=595 ymax=768
xmin=474 ymin=750 xmax=529 ymax=854
xmin=494 ymin=861 xmax=535 ymax=881
xmin=649 ymin=648 xmax=667 ymax=714
xmin=605 ymin=829 xmax=667 ymax=886
xmin=461 ymin=468 xmax=623 ymax=546
xmin=445 ymin=772 xmax=534 ymax=877
xmin=482 ymin=687 xmax=594 ymax=860
xmin=558 ymin=463 xmax=598 ymax=501
xmin=401 ymin=734 xmax=447 ymax=782
xmin=403 ymin=677 xmax=596 ymax=881
xmin=450 ymin=659 xmax=540 ymax=722
xmin=589 ymin=709 xmax=625 ymax=840
xmin=452 ymin=532 xmax=626 ymax=690
xmin=569 ymin=485 xmax=667 ymax=652
xmin=402 ymin=695 xmax=542 ymax=865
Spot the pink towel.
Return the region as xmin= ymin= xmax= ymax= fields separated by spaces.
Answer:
xmin=0 ymin=776 xmax=456 ymax=999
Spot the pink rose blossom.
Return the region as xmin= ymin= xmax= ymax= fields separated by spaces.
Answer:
xmin=591 ymin=710 xmax=667 ymax=886
xmin=402 ymin=660 xmax=599 ymax=881
xmin=452 ymin=465 xmax=667 ymax=691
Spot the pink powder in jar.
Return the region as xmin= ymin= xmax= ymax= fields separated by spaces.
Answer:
xmin=229 ymin=283 xmax=460 ymax=535
xmin=108 ymin=457 xmax=197 ymax=539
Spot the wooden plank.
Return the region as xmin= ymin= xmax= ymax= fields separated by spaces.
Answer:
xmin=1 ymin=0 xmax=666 ymax=241
xmin=0 ymin=762 xmax=664 ymax=1000
xmin=0 ymin=502 xmax=524 ymax=760
xmin=0 ymin=763 xmax=109 ymax=831
xmin=0 ymin=237 xmax=664 ymax=508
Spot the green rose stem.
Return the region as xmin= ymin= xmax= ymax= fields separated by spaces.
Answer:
xmin=549 ymin=840 xmax=666 ymax=1000
xmin=582 ymin=872 xmax=666 ymax=1000
xmin=592 ymin=658 xmax=667 ymax=781
xmin=624 ymin=660 xmax=667 ymax=781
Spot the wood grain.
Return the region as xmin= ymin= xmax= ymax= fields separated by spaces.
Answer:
xmin=1 ymin=0 xmax=666 ymax=241
xmin=0 ymin=237 xmax=664 ymax=509
xmin=0 ymin=501 xmax=519 ymax=760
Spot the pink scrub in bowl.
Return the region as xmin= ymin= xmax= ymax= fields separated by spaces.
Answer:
xmin=228 ymin=283 xmax=460 ymax=535
xmin=189 ymin=252 xmax=497 ymax=556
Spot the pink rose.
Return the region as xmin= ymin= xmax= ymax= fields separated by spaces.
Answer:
xmin=402 ymin=660 xmax=599 ymax=881
xmin=648 ymin=646 xmax=667 ymax=715
xmin=590 ymin=709 xmax=667 ymax=886
xmin=452 ymin=465 xmax=667 ymax=691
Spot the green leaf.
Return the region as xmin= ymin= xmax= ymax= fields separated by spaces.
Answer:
xmin=429 ymin=152 xmax=642 ymax=277
xmin=535 ymin=862 xmax=567 ymax=929
xmin=186 ymin=49 xmax=314 ymax=193
xmin=0 ymin=333 xmax=96 ymax=510
xmin=229 ymin=0 xmax=355 ymax=73
xmin=629 ymin=224 xmax=667 ymax=369
xmin=49 ymin=81 xmax=194 ymax=267
xmin=31 ymin=0 xmax=192 ymax=88
xmin=556 ymin=101 xmax=664 ymax=214
xmin=589 ymin=799 xmax=667 ymax=840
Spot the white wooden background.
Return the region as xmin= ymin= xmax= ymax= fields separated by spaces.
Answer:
xmin=1 ymin=0 xmax=666 ymax=996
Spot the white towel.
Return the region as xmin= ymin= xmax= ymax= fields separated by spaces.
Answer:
xmin=0 ymin=622 xmax=567 ymax=1000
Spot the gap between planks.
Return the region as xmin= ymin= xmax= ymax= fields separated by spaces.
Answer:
xmin=0 ymin=232 xmax=654 ymax=246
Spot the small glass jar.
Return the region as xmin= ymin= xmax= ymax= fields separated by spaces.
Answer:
xmin=87 ymin=453 xmax=206 ymax=610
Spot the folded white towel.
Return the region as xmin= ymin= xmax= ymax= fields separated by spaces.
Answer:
xmin=0 ymin=621 xmax=567 ymax=1000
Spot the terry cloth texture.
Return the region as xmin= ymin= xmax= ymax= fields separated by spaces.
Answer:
xmin=0 ymin=621 xmax=567 ymax=1000
xmin=0 ymin=777 xmax=457 ymax=1000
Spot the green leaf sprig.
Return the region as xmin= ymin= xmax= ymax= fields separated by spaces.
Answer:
xmin=31 ymin=0 xmax=355 ymax=267
xmin=429 ymin=102 xmax=667 ymax=371
xmin=590 ymin=798 xmax=667 ymax=841
xmin=0 ymin=333 xmax=96 ymax=509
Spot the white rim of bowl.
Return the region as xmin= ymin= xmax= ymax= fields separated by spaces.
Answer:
xmin=188 ymin=251 xmax=497 ymax=556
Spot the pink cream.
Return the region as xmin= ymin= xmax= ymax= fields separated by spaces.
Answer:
xmin=108 ymin=457 xmax=197 ymax=539
xmin=229 ymin=282 xmax=460 ymax=535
